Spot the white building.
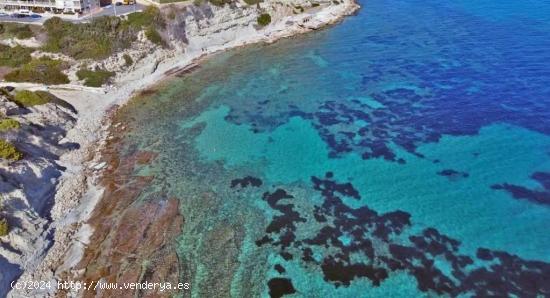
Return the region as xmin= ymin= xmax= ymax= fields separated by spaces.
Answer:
xmin=0 ymin=0 xmax=96 ymax=14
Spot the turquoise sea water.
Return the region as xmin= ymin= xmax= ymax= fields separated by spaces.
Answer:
xmin=116 ymin=0 xmax=550 ymax=296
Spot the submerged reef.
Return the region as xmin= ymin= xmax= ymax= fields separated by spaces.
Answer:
xmin=492 ymin=172 xmax=550 ymax=206
xmin=253 ymin=172 xmax=550 ymax=297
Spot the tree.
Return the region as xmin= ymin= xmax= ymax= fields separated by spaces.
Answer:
xmin=257 ymin=13 xmax=271 ymax=26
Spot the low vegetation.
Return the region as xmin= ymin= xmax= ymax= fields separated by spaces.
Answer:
xmin=125 ymin=6 xmax=165 ymax=29
xmin=157 ymin=0 xmax=183 ymax=3
xmin=0 ymin=139 xmax=22 ymax=161
xmin=207 ymin=0 xmax=232 ymax=6
xmin=42 ymin=6 xmax=165 ymax=60
xmin=0 ymin=118 xmax=21 ymax=131
xmin=145 ymin=26 xmax=165 ymax=46
xmin=0 ymin=23 xmax=36 ymax=39
xmin=76 ymin=68 xmax=115 ymax=87
xmin=257 ymin=13 xmax=272 ymax=26
xmin=123 ymin=54 xmax=133 ymax=67
xmin=4 ymin=57 xmax=69 ymax=85
xmin=0 ymin=218 xmax=8 ymax=236
xmin=12 ymin=90 xmax=51 ymax=107
xmin=0 ymin=45 xmax=33 ymax=68
xmin=204 ymin=0 xmax=259 ymax=6
xmin=42 ymin=16 xmax=127 ymax=59
xmin=4 ymin=88 xmax=76 ymax=112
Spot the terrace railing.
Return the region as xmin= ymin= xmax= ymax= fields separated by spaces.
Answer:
xmin=0 ymin=0 xmax=60 ymax=8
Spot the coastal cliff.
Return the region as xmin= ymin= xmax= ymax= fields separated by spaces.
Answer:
xmin=0 ymin=90 xmax=77 ymax=297
xmin=0 ymin=0 xmax=359 ymax=296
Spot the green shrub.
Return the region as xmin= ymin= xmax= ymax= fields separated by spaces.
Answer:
xmin=10 ymin=90 xmax=74 ymax=111
xmin=158 ymin=0 xmax=182 ymax=3
xmin=0 ymin=118 xmax=21 ymax=131
xmin=208 ymin=0 xmax=231 ymax=6
xmin=4 ymin=58 xmax=69 ymax=85
xmin=145 ymin=26 xmax=165 ymax=46
xmin=0 ymin=218 xmax=8 ymax=236
xmin=12 ymin=90 xmax=50 ymax=107
xmin=0 ymin=23 xmax=35 ymax=39
xmin=76 ymin=68 xmax=115 ymax=87
xmin=294 ymin=5 xmax=304 ymax=12
xmin=0 ymin=45 xmax=33 ymax=67
xmin=123 ymin=54 xmax=133 ymax=66
xmin=0 ymin=139 xmax=22 ymax=161
xmin=40 ymin=7 xmax=165 ymax=60
xmin=243 ymin=0 xmax=261 ymax=4
xmin=124 ymin=6 xmax=164 ymax=29
xmin=40 ymin=17 xmax=65 ymax=52
xmin=43 ymin=16 xmax=125 ymax=59
xmin=44 ymin=17 xmax=123 ymax=59
xmin=257 ymin=13 xmax=271 ymax=26
xmin=13 ymin=25 xmax=34 ymax=39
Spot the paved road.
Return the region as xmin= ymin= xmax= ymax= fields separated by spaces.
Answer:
xmin=83 ymin=3 xmax=146 ymax=19
xmin=0 ymin=14 xmax=43 ymax=24
xmin=0 ymin=3 xmax=145 ymax=24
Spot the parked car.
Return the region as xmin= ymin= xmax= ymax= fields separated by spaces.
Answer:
xmin=18 ymin=9 xmax=31 ymax=16
xmin=10 ymin=9 xmax=31 ymax=18
xmin=114 ymin=0 xmax=133 ymax=6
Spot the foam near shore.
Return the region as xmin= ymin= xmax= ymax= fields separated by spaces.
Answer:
xmin=4 ymin=1 xmax=360 ymax=296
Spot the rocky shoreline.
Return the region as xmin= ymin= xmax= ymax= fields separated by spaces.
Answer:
xmin=2 ymin=1 xmax=360 ymax=296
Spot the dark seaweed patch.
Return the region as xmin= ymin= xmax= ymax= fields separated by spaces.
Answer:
xmin=260 ymin=189 xmax=306 ymax=249
xmin=437 ymin=169 xmax=469 ymax=180
xmin=221 ymin=16 xmax=550 ymax=164
xmin=256 ymin=173 xmax=550 ymax=296
xmin=321 ymin=259 xmax=388 ymax=287
xmin=267 ymin=278 xmax=296 ymax=298
xmin=230 ymin=176 xmax=263 ymax=189
xmin=492 ymin=172 xmax=550 ymax=206
xmin=274 ymin=264 xmax=286 ymax=274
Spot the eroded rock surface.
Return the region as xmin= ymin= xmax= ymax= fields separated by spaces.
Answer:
xmin=0 ymin=91 xmax=77 ymax=297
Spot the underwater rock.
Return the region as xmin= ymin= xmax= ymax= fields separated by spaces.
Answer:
xmin=267 ymin=278 xmax=296 ymax=298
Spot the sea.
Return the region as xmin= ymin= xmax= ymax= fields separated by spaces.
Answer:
xmin=110 ymin=0 xmax=550 ymax=296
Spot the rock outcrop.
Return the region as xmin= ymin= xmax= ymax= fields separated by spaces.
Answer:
xmin=176 ymin=0 xmax=358 ymax=50
xmin=0 ymin=91 xmax=77 ymax=297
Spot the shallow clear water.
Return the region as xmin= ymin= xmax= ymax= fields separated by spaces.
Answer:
xmin=115 ymin=0 xmax=550 ymax=296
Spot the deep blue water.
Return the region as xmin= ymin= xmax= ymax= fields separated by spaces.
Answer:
xmin=116 ymin=0 xmax=550 ymax=296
